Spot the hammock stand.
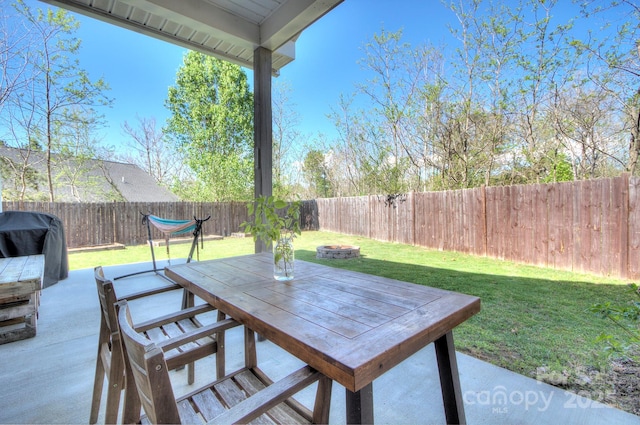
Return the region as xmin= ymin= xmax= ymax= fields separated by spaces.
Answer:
xmin=114 ymin=213 xmax=211 ymax=281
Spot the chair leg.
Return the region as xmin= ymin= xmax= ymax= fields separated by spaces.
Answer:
xmin=181 ymin=288 xmax=194 ymax=309
xmin=104 ymin=345 xmax=125 ymax=424
xmin=184 ymin=289 xmax=196 ymax=385
xmin=188 ymin=361 xmax=195 ymax=385
xmin=89 ymin=346 xmax=106 ymax=424
xmin=216 ymin=310 xmax=227 ymax=379
xmin=122 ymin=369 xmax=142 ymax=424
xmin=121 ymin=317 xmax=142 ymax=425
xmin=186 ymin=309 xmax=227 ymax=384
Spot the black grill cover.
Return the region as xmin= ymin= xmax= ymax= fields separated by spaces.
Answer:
xmin=0 ymin=211 xmax=69 ymax=288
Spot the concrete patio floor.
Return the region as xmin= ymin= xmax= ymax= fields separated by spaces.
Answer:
xmin=1 ymin=259 xmax=639 ymax=424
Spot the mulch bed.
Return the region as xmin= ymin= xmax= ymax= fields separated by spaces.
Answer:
xmin=609 ymin=357 xmax=640 ymax=416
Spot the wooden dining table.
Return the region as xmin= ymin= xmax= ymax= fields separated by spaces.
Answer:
xmin=165 ymin=253 xmax=480 ymax=424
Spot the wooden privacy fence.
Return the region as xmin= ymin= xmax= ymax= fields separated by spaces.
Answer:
xmin=3 ymin=175 xmax=639 ymax=279
xmin=0 ymin=201 xmax=249 ymax=248
xmin=316 ymin=174 xmax=640 ymax=280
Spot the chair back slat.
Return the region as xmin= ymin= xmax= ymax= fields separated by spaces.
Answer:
xmin=117 ymin=301 xmax=182 ymax=424
xmin=94 ymin=266 xmax=119 ymax=334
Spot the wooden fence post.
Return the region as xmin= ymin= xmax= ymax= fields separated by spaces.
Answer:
xmin=481 ymin=185 xmax=487 ymax=257
xmin=411 ymin=191 xmax=416 ymax=246
xmin=621 ymin=173 xmax=630 ymax=279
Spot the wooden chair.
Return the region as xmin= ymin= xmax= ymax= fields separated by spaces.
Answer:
xmin=117 ymin=300 xmax=333 ymax=425
xmin=90 ymin=266 xmax=238 ymax=424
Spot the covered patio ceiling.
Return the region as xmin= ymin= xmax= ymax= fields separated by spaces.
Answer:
xmin=38 ymin=0 xmax=344 ymax=76
xmin=37 ymin=0 xmax=345 ymax=252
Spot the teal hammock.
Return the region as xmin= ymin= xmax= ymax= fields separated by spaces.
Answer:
xmin=143 ymin=214 xmax=201 ymax=264
xmin=145 ymin=215 xmax=197 ymax=236
xmin=114 ymin=213 xmax=210 ymax=280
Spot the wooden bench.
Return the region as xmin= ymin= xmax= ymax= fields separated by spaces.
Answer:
xmin=0 ymin=255 xmax=44 ymax=344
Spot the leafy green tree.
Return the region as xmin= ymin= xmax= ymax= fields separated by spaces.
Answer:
xmin=165 ymin=51 xmax=253 ymax=201
xmin=0 ymin=90 xmax=48 ymax=202
xmin=302 ymin=149 xmax=331 ymax=198
xmin=541 ymin=152 xmax=574 ymax=183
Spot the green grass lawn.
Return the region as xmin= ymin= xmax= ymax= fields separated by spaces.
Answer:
xmin=69 ymin=230 xmax=636 ymax=398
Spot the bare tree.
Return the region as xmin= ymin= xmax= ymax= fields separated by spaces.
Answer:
xmin=15 ymin=1 xmax=111 ymax=201
xmin=320 ymin=0 xmax=636 ymax=193
xmin=551 ymin=83 xmax=626 ymax=179
xmin=326 ymin=94 xmax=373 ymax=196
xmin=1 ymin=65 xmax=46 ymax=202
xmin=575 ymin=0 xmax=640 ymax=174
xmin=507 ymin=0 xmax=578 ymax=184
xmin=120 ymin=115 xmax=183 ymax=187
xmin=0 ymin=0 xmax=40 ymax=203
xmin=55 ymin=108 xmax=106 ymax=200
xmin=0 ymin=0 xmax=31 ymax=114
xmin=355 ymin=28 xmax=423 ymax=194
xmin=272 ymin=80 xmax=303 ymax=198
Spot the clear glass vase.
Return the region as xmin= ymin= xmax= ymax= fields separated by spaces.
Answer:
xmin=273 ymin=237 xmax=295 ymax=281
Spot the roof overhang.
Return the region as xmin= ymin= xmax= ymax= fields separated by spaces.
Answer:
xmin=38 ymin=0 xmax=343 ymax=76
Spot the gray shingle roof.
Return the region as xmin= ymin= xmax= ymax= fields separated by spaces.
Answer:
xmin=103 ymin=160 xmax=178 ymax=202
xmin=0 ymin=146 xmax=178 ymax=202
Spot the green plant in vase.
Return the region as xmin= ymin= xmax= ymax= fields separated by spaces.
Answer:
xmin=242 ymin=195 xmax=301 ymax=280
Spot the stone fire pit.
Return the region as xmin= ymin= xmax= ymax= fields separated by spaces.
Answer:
xmin=316 ymin=245 xmax=360 ymax=259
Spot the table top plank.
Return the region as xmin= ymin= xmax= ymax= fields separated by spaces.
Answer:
xmin=0 ymin=255 xmax=44 ymax=297
xmin=305 ymin=275 xmax=428 ymax=311
xmin=342 ymin=291 xmax=480 ymax=390
xmin=266 ymin=281 xmax=397 ymax=327
xmin=19 ymin=256 xmax=45 ymax=282
xmin=166 ymin=253 xmax=480 ymax=392
xmin=322 ymin=268 xmax=445 ymax=300
xmin=242 ymin=286 xmax=374 ymax=338
xmin=0 ymin=256 xmax=28 ymax=284
xmin=287 ymin=277 xmax=413 ymax=320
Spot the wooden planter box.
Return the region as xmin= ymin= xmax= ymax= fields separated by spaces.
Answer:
xmin=0 ymin=255 xmax=44 ymax=344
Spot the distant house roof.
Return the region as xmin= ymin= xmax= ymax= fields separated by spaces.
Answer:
xmin=0 ymin=146 xmax=179 ymax=202
xmin=100 ymin=160 xmax=179 ymax=202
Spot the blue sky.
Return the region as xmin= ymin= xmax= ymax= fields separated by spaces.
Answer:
xmin=33 ymin=0 xmax=458 ymax=152
xmin=32 ymin=0 xmax=596 ymax=153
